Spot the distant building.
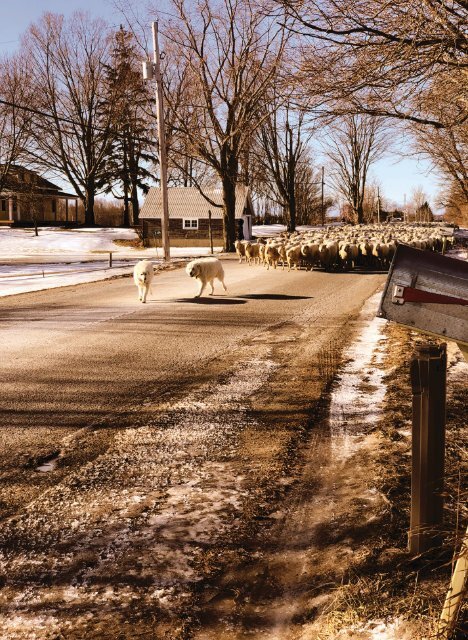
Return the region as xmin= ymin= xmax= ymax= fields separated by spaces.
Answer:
xmin=139 ymin=185 xmax=254 ymax=246
xmin=0 ymin=166 xmax=80 ymax=226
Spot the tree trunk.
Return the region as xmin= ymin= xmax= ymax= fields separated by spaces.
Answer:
xmin=130 ymin=183 xmax=139 ymax=226
xmin=85 ymin=181 xmax=95 ymax=226
xmin=288 ymin=179 xmax=297 ymax=232
xmin=222 ymin=176 xmax=236 ymax=252
xmin=122 ymin=136 xmax=130 ymax=227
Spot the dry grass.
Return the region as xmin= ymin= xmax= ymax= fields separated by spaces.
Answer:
xmin=314 ymin=324 xmax=468 ymax=640
xmin=112 ymin=238 xmax=145 ymax=249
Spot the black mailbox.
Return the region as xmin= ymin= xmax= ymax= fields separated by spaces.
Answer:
xmin=378 ymin=244 xmax=468 ymax=349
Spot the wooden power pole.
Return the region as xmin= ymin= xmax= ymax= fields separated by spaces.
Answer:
xmin=151 ymin=21 xmax=170 ymax=261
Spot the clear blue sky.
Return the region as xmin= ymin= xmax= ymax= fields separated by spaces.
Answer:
xmin=1 ymin=1 xmax=442 ymax=209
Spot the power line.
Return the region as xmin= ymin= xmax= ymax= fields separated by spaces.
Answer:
xmin=0 ymin=97 xmax=156 ymax=148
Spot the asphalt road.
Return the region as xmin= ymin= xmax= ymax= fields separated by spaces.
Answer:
xmin=0 ymin=259 xmax=384 ymax=509
xmin=0 ymin=258 xmax=385 ymax=639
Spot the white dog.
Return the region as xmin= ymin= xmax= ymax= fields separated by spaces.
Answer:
xmin=133 ymin=259 xmax=154 ymax=303
xmin=185 ymin=258 xmax=227 ymax=298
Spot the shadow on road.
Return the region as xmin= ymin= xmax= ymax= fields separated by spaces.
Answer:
xmin=174 ymin=297 xmax=248 ymax=305
xmin=239 ymin=293 xmax=313 ymax=300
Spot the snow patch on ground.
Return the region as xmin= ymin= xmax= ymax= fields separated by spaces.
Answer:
xmin=329 ymin=291 xmax=387 ymax=461
xmin=335 ymin=617 xmax=420 ymax=639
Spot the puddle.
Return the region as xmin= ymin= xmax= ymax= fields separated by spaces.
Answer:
xmin=36 ymin=453 xmax=60 ymax=472
xmin=328 ymin=292 xmax=388 ymax=461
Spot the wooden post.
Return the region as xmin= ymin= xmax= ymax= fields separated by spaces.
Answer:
xmin=109 ymin=252 xmax=113 ymax=268
xmin=208 ymin=209 xmax=214 ymax=255
xmin=409 ymin=343 xmax=447 ymax=555
xmin=438 ymin=527 xmax=468 ymax=638
xmin=437 ymin=342 xmax=468 ymax=638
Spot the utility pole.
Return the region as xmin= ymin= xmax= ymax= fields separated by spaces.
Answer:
xmin=321 ymin=166 xmax=325 ymax=226
xmin=377 ymin=186 xmax=381 ymax=224
xmin=150 ymin=21 xmax=170 ymax=261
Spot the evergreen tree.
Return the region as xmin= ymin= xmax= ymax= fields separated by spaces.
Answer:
xmin=105 ymin=27 xmax=153 ymax=226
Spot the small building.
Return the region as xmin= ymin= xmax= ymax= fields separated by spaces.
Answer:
xmin=0 ymin=165 xmax=80 ymax=226
xmin=139 ymin=185 xmax=254 ymax=247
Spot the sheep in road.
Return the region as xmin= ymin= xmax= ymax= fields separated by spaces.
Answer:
xmin=235 ymin=240 xmax=247 ymax=264
xmin=265 ymin=245 xmax=280 ymax=270
xmin=245 ymin=242 xmax=261 ymax=265
xmin=286 ymin=245 xmax=302 ymax=271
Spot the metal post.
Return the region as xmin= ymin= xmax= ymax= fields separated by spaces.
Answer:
xmin=409 ymin=343 xmax=447 ymax=555
xmin=377 ymin=187 xmax=381 ymax=224
xmin=321 ymin=166 xmax=325 ymax=226
xmin=208 ymin=209 xmax=214 ymax=255
xmin=151 ymin=21 xmax=170 ymax=262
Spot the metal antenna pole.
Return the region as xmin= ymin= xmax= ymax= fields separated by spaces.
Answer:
xmin=152 ymin=21 xmax=170 ymax=261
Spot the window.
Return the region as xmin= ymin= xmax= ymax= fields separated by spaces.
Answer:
xmin=183 ymin=218 xmax=198 ymax=229
xmin=1 ymin=200 xmax=6 ymax=212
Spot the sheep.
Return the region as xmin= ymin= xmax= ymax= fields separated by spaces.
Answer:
xmin=133 ymin=260 xmax=155 ymax=303
xmin=264 ymin=245 xmax=280 ymax=270
xmin=319 ymin=242 xmax=338 ymax=271
xmin=234 ymin=239 xmax=247 ymax=264
xmin=301 ymin=243 xmax=320 ymax=271
xmin=245 ymin=242 xmax=260 ymax=265
xmin=238 ymin=221 xmax=452 ymax=275
xmin=286 ymin=244 xmax=302 ymax=271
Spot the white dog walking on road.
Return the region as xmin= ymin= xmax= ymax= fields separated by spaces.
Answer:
xmin=185 ymin=258 xmax=227 ymax=298
xmin=133 ymin=259 xmax=155 ymax=303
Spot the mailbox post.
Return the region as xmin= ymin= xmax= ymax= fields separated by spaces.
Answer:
xmin=379 ymin=243 xmax=467 ymax=636
xmin=409 ymin=343 xmax=447 ymax=555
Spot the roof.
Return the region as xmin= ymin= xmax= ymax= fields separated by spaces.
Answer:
xmin=140 ymin=185 xmax=252 ymax=219
xmin=0 ymin=165 xmax=77 ymax=198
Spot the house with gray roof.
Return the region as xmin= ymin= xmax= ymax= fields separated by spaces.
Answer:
xmin=139 ymin=185 xmax=254 ymax=246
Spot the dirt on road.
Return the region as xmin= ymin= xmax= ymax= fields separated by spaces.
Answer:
xmin=0 ymin=267 xmax=466 ymax=640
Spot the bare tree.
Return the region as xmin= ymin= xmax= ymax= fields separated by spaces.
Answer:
xmin=325 ymin=115 xmax=388 ymax=223
xmin=0 ymin=54 xmax=34 ymax=192
xmin=26 ymin=12 xmax=118 ymax=225
xmin=158 ymin=0 xmax=289 ymax=251
xmin=442 ymin=181 xmax=468 ymax=226
xmin=411 ymin=75 xmax=468 ymax=203
xmin=254 ymin=101 xmax=314 ymax=231
xmin=278 ymin=0 xmax=467 ymax=130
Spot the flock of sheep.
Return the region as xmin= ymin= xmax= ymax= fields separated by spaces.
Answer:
xmin=235 ymin=223 xmax=454 ymax=272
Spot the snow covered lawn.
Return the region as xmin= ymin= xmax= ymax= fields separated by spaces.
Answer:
xmin=0 ymin=227 xmax=222 ymax=297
